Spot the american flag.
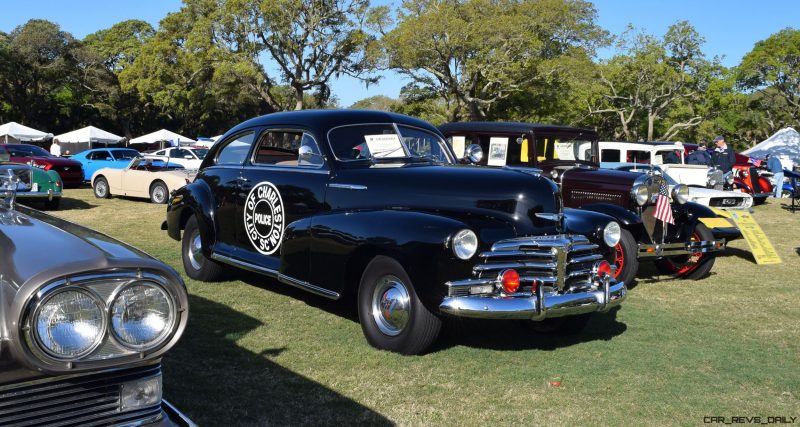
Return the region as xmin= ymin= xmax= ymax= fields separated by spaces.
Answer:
xmin=653 ymin=181 xmax=674 ymax=224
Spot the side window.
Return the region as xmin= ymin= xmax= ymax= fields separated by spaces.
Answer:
xmin=601 ymin=149 xmax=621 ymax=162
xmin=171 ymin=148 xmax=191 ymax=158
xmin=89 ymin=151 xmax=111 ymax=160
xmin=252 ymin=130 xmax=324 ymax=168
xmin=216 ymin=132 xmax=255 ymax=166
xmin=627 ymin=150 xmax=650 ymax=164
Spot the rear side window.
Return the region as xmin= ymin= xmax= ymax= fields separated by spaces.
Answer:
xmin=88 ymin=151 xmax=111 ymax=160
xmin=216 ymin=132 xmax=255 ymax=166
xmin=601 ymin=149 xmax=621 ymax=162
xmin=252 ymin=131 xmax=324 ymax=168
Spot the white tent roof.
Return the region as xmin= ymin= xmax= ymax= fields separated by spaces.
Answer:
xmin=54 ymin=126 xmax=124 ymax=144
xmin=129 ymin=129 xmax=195 ymax=145
xmin=0 ymin=122 xmax=52 ymax=142
xmin=742 ymin=127 xmax=800 ymax=164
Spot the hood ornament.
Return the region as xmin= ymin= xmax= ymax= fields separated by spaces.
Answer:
xmin=0 ymin=168 xmax=20 ymax=210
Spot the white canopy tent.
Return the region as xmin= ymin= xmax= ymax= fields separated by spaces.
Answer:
xmin=0 ymin=122 xmax=52 ymax=143
xmin=742 ymin=127 xmax=800 ymax=168
xmin=130 ymin=129 xmax=195 ymax=147
xmin=54 ymin=126 xmax=124 ymax=145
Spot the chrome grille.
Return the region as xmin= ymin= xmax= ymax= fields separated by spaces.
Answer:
xmin=0 ymin=365 xmax=162 ymax=427
xmin=708 ymin=169 xmax=724 ymax=190
xmin=461 ymin=234 xmax=602 ymax=296
xmin=709 ymin=197 xmax=745 ymax=208
xmin=571 ymin=190 xmax=625 ymax=205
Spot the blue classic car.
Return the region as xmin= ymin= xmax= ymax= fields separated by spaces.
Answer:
xmin=70 ymin=148 xmax=145 ymax=181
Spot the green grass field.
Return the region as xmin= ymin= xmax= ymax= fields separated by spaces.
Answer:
xmin=51 ymin=189 xmax=800 ymax=426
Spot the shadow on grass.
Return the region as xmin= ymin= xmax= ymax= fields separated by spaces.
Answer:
xmin=235 ymin=270 xmax=626 ymax=354
xmin=58 ymin=196 xmax=97 ymax=210
xmin=717 ymin=246 xmax=757 ymax=264
xmin=162 ymin=294 xmax=392 ymax=426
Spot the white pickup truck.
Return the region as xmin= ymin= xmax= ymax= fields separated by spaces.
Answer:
xmin=599 ymin=141 xmax=727 ymax=189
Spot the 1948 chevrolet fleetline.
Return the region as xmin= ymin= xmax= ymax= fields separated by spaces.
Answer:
xmin=164 ymin=110 xmax=627 ymax=355
xmin=0 ymin=171 xmax=193 ymax=426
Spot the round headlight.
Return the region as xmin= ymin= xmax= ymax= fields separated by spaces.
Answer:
xmin=452 ymin=229 xmax=478 ymax=260
xmin=725 ymin=173 xmax=734 ymax=185
xmin=110 ymin=282 xmax=174 ymax=350
xmin=34 ymin=289 xmax=104 ymax=359
xmin=671 ymin=184 xmax=690 ymax=204
xmin=708 ymin=178 xmax=717 ymax=187
xmin=603 ymin=221 xmax=621 ymax=247
xmin=631 ymin=184 xmax=649 ymax=206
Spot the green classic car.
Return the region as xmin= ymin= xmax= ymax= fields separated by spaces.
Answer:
xmin=0 ymin=153 xmax=62 ymax=210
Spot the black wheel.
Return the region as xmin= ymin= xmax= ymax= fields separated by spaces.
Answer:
xmin=656 ymin=223 xmax=716 ymax=280
xmin=93 ymin=176 xmax=110 ymax=199
xmin=182 ymin=215 xmax=223 ymax=281
xmin=43 ymin=197 xmax=60 ymax=210
xmin=150 ymin=181 xmax=168 ymax=204
xmin=357 ymin=256 xmax=441 ymax=355
xmin=753 ymin=196 xmax=767 ymax=205
xmin=523 ymin=313 xmax=592 ymax=335
xmin=607 ymin=228 xmax=638 ymax=286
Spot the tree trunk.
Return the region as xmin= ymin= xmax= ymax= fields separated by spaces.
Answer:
xmin=647 ymin=113 xmax=655 ymax=141
xmin=293 ymin=85 xmax=304 ymax=110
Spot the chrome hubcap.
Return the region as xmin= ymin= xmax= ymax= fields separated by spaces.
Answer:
xmin=371 ymin=275 xmax=410 ymax=336
xmin=96 ymin=181 xmax=106 ymax=197
xmin=153 ymin=186 xmax=165 ymax=203
xmin=187 ymin=229 xmax=204 ymax=270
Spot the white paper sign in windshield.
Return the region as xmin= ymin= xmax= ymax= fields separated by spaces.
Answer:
xmin=451 ymin=136 xmax=466 ymax=159
xmin=364 ymin=134 xmax=405 ymax=158
xmin=488 ymin=137 xmax=509 ymax=166
xmin=554 ymin=141 xmax=577 ymax=160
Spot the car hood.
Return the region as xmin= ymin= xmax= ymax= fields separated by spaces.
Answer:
xmin=685 ymin=186 xmax=753 ymax=199
xmin=329 ymin=163 xmax=562 ymax=235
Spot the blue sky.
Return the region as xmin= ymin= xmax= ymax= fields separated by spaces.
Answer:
xmin=1 ymin=0 xmax=798 ymax=107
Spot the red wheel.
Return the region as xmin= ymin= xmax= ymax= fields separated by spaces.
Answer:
xmin=608 ymin=229 xmax=637 ymax=285
xmin=656 ymin=223 xmax=716 ymax=280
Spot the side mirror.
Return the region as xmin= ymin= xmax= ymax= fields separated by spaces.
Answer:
xmin=465 ymin=144 xmax=483 ymax=164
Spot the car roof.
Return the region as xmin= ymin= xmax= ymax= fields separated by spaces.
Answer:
xmin=226 ymin=109 xmax=441 ymax=137
xmin=439 ymin=121 xmax=596 ymax=135
xmin=600 ymin=140 xmax=683 ymax=147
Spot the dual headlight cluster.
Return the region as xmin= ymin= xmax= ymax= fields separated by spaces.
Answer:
xmin=631 ymin=183 xmax=690 ymax=206
xmin=30 ymin=280 xmax=176 ymax=361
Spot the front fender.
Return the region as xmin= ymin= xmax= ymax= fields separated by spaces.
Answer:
xmin=165 ymin=180 xmax=216 ymax=253
xmin=308 ymin=209 xmax=515 ymax=312
xmin=563 ymin=208 xmax=615 ymax=249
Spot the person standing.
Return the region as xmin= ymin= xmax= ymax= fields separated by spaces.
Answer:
xmin=766 ymin=153 xmax=784 ymax=198
xmin=711 ymin=135 xmax=736 ymax=173
xmin=49 ymin=139 xmax=61 ymax=157
xmin=687 ymin=144 xmax=712 ymax=165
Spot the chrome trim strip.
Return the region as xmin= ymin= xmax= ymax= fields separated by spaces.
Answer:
xmin=209 ymin=253 xmax=340 ymax=299
xmin=555 ymin=246 xmax=568 ymax=291
xmin=439 ymin=281 xmax=627 ymax=320
xmin=162 ymin=400 xmax=197 ymax=427
xmin=328 ymin=183 xmax=368 ymax=190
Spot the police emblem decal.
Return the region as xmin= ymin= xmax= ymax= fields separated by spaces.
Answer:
xmin=243 ymin=181 xmax=284 ymax=255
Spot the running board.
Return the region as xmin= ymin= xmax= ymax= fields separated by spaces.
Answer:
xmin=209 ymin=253 xmax=340 ymax=300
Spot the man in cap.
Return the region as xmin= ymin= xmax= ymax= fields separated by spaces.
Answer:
xmin=687 ymin=144 xmax=712 ymax=165
xmin=766 ymin=153 xmax=785 ymax=198
xmin=711 ymin=135 xmax=736 ymax=173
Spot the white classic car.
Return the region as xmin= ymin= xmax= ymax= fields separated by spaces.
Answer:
xmin=603 ymin=162 xmax=753 ymax=209
xmin=144 ymin=147 xmax=208 ymax=170
xmin=599 ymin=141 xmax=728 ymax=189
xmin=92 ymin=157 xmax=196 ymax=203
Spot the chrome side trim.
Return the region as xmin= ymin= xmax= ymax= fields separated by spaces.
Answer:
xmin=209 ymin=253 xmax=340 ymax=299
xmin=328 ymin=183 xmax=368 ymax=190
xmin=637 ymin=239 xmax=726 ymax=258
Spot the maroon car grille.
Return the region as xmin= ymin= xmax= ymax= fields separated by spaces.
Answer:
xmin=0 ymin=365 xmax=162 ymax=427
xmin=571 ymin=190 xmax=625 ymax=205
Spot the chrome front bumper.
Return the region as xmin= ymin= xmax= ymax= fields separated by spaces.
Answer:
xmin=439 ymin=279 xmax=626 ymax=320
xmin=637 ymin=239 xmax=725 ymax=258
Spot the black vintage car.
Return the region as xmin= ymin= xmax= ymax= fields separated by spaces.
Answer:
xmin=0 ymin=173 xmax=193 ymax=426
xmin=439 ymin=122 xmax=736 ymax=284
xmin=164 ymin=110 xmax=626 ymax=355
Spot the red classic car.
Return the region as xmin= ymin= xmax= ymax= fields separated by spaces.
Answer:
xmin=683 ymin=143 xmax=772 ymax=205
xmin=0 ymin=143 xmax=84 ymax=188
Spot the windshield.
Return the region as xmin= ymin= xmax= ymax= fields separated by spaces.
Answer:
xmin=193 ymin=148 xmax=208 ymax=159
xmin=535 ymin=136 xmax=595 ymax=163
xmin=114 ymin=149 xmax=142 ymax=160
xmin=328 ymin=124 xmax=454 ymax=163
xmin=6 ymin=144 xmax=51 ymax=157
